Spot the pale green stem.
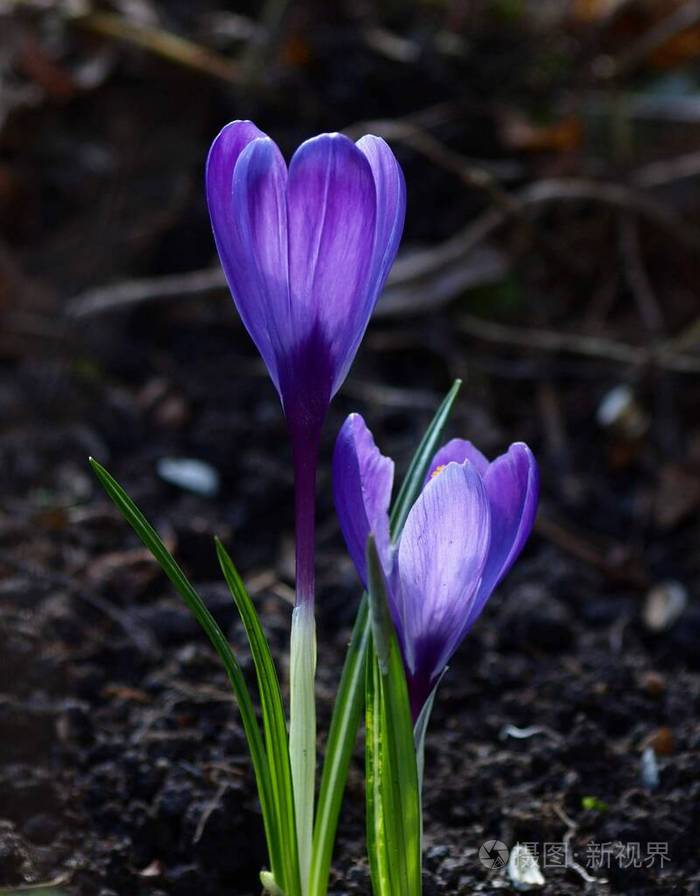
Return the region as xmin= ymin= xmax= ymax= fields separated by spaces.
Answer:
xmin=290 ymin=600 xmax=316 ymax=894
xmin=287 ymin=417 xmax=320 ymax=895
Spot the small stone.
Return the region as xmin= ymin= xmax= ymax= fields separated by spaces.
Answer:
xmin=597 ymin=385 xmax=648 ymax=437
xmin=156 ymin=457 xmax=220 ymax=497
xmin=137 ymin=859 xmax=164 ymax=878
xmin=643 ymin=581 xmax=687 ymax=632
xmin=508 ymin=843 xmax=545 ymax=890
xmin=640 ymin=746 xmax=660 ymax=791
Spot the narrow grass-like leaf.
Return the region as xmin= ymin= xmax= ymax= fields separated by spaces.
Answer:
xmin=216 ymin=538 xmax=301 ymax=896
xmin=366 ymin=537 xmax=421 ymax=896
xmin=88 ymin=459 xmax=283 ymax=882
xmin=260 ymin=871 xmax=287 ymax=896
xmin=413 ymin=673 xmax=443 ymax=798
xmin=365 ymin=639 xmax=391 ymax=893
xmin=309 ymin=380 xmax=462 ymax=896
xmin=308 ymin=595 xmax=369 ymax=896
xmin=412 ymin=671 xmax=444 ymax=850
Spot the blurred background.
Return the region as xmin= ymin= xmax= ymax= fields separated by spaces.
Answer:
xmin=1 ymin=1 xmax=699 ymax=894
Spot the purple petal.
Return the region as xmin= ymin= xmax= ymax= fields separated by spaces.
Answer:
xmin=425 ymin=438 xmax=489 ymax=487
xmin=333 ymin=414 xmax=394 ymax=589
xmin=206 ymin=122 xmax=288 ymax=391
xmin=356 ymin=135 xmax=406 ymax=309
xmin=467 ymin=443 xmax=539 ymax=628
xmin=287 ymin=134 xmax=377 ymax=397
xmin=395 ymin=461 xmax=491 ymax=703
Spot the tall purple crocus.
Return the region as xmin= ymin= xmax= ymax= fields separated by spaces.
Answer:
xmin=333 ymin=414 xmax=539 ymax=720
xmin=206 ymin=121 xmax=405 ymax=611
xmin=206 ymin=122 xmax=405 ymax=889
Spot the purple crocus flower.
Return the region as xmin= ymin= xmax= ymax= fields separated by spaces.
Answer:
xmin=206 ymin=121 xmax=405 ymax=608
xmin=333 ymin=414 xmax=539 ymax=719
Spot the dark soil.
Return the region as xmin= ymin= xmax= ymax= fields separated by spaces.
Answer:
xmin=2 ymin=3 xmax=700 ymax=895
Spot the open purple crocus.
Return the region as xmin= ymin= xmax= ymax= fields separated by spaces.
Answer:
xmin=206 ymin=121 xmax=405 ymax=609
xmin=206 ymin=121 xmax=405 ymax=431
xmin=333 ymin=414 xmax=539 ymax=719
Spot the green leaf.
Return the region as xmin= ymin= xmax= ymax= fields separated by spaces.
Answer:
xmin=215 ymin=539 xmax=302 ymax=896
xmin=413 ymin=675 xmax=442 ymax=798
xmin=308 ymin=596 xmax=369 ymax=896
xmin=412 ymin=672 xmax=443 ymax=851
xmin=88 ymin=459 xmax=283 ymax=884
xmin=308 ymin=379 xmax=462 ymax=896
xmin=260 ymin=871 xmax=287 ymax=895
xmin=365 ymin=641 xmax=390 ymax=893
xmin=366 ymin=538 xmax=421 ymax=896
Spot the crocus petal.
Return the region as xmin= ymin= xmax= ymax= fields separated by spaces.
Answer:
xmin=467 ymin=443 xmax=539 ymax=628
xmin=333 ymin=413 xmax=394 ymax=589
xmin=229 ymin=137 xmax=290 ymax=391
xmin=425 ymin=438 xmax=489 ymax=486
xmin=356 ymin=135 xmax=406 ymax=308
xmin=287 ymin=134 xmax=377 ymax=399
xmin=396 ymin=461 xmax=491 ymax=697
xmin=206 ymin=122 xmax=288 ymax=391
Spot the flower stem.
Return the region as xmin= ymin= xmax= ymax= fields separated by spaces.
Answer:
xmin=292 ymin=429 xmax=318 ymax=613
xmin=290 ymin=602 xmax=316 ymax=895
xmin=289 ymin=428 xmax=319 ymax=895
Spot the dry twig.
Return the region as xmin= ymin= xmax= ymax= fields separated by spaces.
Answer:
xmin=459 ymin=312 xmax=700 ymax=374
xmin=595 ymin=0 xmax=700 ymax=79
xmin=68 ymin=267 xmax=226 ymax=318
xmin=634 ymin=149 xmax=700 ymax=189
xmin=74 ymin=11 xmax=240 ymax=82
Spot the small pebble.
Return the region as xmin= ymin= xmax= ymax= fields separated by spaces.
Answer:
xmin=137 ymin=859 xmax=164 ymax=878
xmin=508 ymin=843 xmax=545 ymax=891
xmin=640 ymin=746 xmax=660 ymax=791
xmin=156 ymin=457 xmax=220 ymax=497
xmin=643 ymin=581 xmax=687 ymax=632
xmin=597 ymin=385 xmax=648 ymax=437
